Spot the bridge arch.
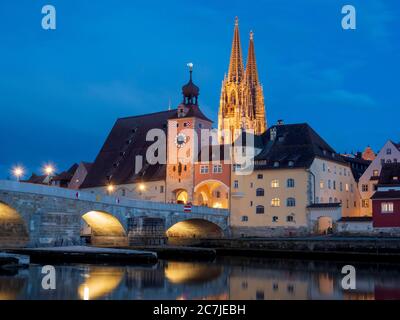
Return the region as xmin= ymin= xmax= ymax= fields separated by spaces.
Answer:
xmin=81 ymin=210 xmax=128 ymax=247
xmin=166 ymin=218 xmax=224 ymax=244
xmin=0 ymin=201 xmax=29 ymax=248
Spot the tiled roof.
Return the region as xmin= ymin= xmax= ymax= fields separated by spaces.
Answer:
xmin=254 ymin=123 xmax=346 ymax=170
xmin=378 ymin=163 xmax=400 ymax=186
xmin=372 ymin=190 xmax=400 ymax=200
xmin=80 ymin=109 xmax=179 ymax=188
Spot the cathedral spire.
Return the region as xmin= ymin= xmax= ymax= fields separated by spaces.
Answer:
xmin=227 ymin=17 xmax=244 ymax=83
xmin=245 ymin=30 xmax=259 ymax=86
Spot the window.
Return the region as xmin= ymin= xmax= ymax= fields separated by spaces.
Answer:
xmin=271 ymin=179 xmax=279 ymax=188
xmin=256 ymin=205 xmax=265 ymax=214
xmin=387 ymin=159 xmax=392 ymax=164
xmin=373 ymin=170 xmax=379 ymax=177
xmin=256 ymin=291 xmax=265 ymax=300
xmin=394 ymin=159 xmax=398 ymax=163
xmin=213 ymin=164 xmax=222 ymax=173
xmin=272 ymin=216 xmax=279 ymax=223
xmin=322 ymin=163 xmax=326 ymax=172
xmin=288 ymin=161 xmax=294 ymax=167
xmin=362 ymin=199 xmax=369 ymax=208
xmin=233 ymin=164 xmax=241 ymax=172
xmin=351 ymin=184 xmax=354 ymax=193
xmin=271 ymin=198 xmax=280 ymax=207
xmin=257 ymin=174 xmax=263 ymax=179
xmin=287 ymin=178 xmax=295 ymax=188
xmin=328 ymin=180 xmax=331 ymax=189
xmin=340 ymin=182 xmax=343 ymax=192
xmin=381 ymin=159 xmax=386 ymax=165
xmin=320 ymin=180 xmax=324 ymax=189
xmin=250 ymin=182 xmax=253 ymax=188
xmin=200 ymin=165 xmax=209 ymax=174
xmin=234 ymin=180 xmax=239 ymax=189
xmin=362 ymin=184 xmax=368 ymax=192
xmin=387 ymin=148 xmax=392 ymax=155
xmin=287 ymin=215 xmax=295 ymax=222
xmin=333 ymin=181 xmax=336 ymax=190
xmin=287 ymin=197 xmax=296 ymax=207
xmin=345 ymin=183 xmax=349 ymax=192
xmin=121 ymin=189 xmax=126 ymax=197
xmin=160 ymin=186 xmax=164 ymax=193
xmin=241 ymin=216 xmax=249 ymax=222
xmin=250 ymin=201 xmax=253 ymax=207
xmin=273 ymin=161 xmax=280 ymax=168
xmin=381 ymin=202 xmax=394 ymax=213
xmin=256 ymin=188 xmax=265 ymax=197
xmin=216 ymin=191 xmax=221 ymax=198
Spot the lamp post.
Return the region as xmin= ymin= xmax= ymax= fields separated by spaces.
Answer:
xmin=43 ymin=164 xmax=55 ymax=185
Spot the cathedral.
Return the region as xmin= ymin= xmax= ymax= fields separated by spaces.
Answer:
xmin=218 ymin=17 xmax=267 ymax=143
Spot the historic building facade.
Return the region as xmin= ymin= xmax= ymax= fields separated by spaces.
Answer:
xmin=218 ymin=18 xmax=267 ymax=144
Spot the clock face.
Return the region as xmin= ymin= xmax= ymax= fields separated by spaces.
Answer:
xmin=175 ymin=133 xmax=187 ymax=148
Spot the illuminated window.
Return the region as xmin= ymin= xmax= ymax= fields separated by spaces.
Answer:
xmin=256 ymin=188 xmax=265 ymax=197
xmin=271 ymin=198 xmax=280 ymax=207
xmin=362 ymin=199 xmax=369 ymax=208
xmin=271 ymin=179 xmax=279 ymax=188
xmin=200 ymin=165 xmax=209 ymax=174
xmin=345 ymin=183 xmax=349 ymax=192
xmin=320 ymin=180 xmax=324 ymax=189
xmin=381 ymin=202 xmax=394 ymax=213
xmin=373 ymin=170 xmax=379 ymax=177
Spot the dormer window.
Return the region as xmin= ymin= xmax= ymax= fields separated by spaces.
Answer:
xmin=270 ymin=128 xmax=277 ymax=141
xmin=288 ymin=161 xmax=294 ymax=167
xmin=273 ymin=161 xmax=280 ymax=168
xmin=394 ymin=176 xmax=399 ymax=181
xmin=278 ymin=136 xmax=284 ymax=142
xmin=387 ymin=148 xmax=392 ymax=155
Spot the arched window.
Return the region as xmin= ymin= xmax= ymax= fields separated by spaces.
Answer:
xmin=256 ymin=205 xmax=265 ymax=214
xmin=287 ymin=178 xmax=295 ymax=188
xmin=287 ymin=197 xmax=296 ymax=207
xmin=256 ymin=188 xmax=265 ymax=197
xmin=271 ymin=198 xmax=280 ymax=207
xmin=287 ymin=214 xmax=295 ymax=222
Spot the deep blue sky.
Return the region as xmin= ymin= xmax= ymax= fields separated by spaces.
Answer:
xmin=0 ymin=0 xmax=399 ymax=178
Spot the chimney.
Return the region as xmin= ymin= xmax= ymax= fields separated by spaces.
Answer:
xmin=277 ymin=119 xmax=284 ymax=126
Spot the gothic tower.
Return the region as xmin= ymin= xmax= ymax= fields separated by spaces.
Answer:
xmin=218 ymin=18 xmax=267 ymax=143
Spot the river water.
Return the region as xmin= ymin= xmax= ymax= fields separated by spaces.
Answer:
xmin=1 ymin=257 xmax=400 ymax=300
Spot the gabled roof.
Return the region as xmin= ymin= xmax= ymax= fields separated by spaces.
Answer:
xmin=254 ymin=123 xmax=346 ymax=170
xmin=52 ymin=163 xmax=79 ymax=182
xmin=378 ymin=163 xmax=400 ymax=186
xmin=80 ymin=109 xmax=178 ymax=188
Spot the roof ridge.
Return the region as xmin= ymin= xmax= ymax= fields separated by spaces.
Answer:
xmin=118 ymin=109 xmax=177 ymax=120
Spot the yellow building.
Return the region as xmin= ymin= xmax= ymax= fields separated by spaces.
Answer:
xmin=230 ymin=123 xmax=360 ymax=237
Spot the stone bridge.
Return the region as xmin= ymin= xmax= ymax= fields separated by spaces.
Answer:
xmin=0 ymin=180 xmax=229 ymax=248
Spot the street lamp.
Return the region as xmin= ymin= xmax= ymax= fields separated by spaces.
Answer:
xmin=12 ymin=166 xmax=24 ymax=181
xmin=107 ymin=184 xmax=115 ymax=194
xmin=44 ymin=165 xmax=55 ymax=176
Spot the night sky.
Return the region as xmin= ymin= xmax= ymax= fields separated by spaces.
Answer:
xmin=0 ymin=0 xmax=399 ymax=179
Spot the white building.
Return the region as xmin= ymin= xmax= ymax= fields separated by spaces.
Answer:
xmin=358 ymin=140 xmax=400 ymax=216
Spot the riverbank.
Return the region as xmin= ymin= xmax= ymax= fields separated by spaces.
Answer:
xmin=196 ymin=236 xmax=400 ymax=262
xmin=6 ymin=246 xmax=157 ymax=264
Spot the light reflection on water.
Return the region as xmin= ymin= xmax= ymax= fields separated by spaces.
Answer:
xmin=1 ymin=257 xmax=400 ymax=300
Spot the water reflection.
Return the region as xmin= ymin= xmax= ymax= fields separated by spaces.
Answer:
xmin=0 ymin=257 xmax=400 ymax=300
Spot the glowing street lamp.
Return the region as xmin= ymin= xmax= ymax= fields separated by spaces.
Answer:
xmin=12 ymin=166 xmax=24 ymax=181
xmin=43 ymin=165 xmax=55 ymax=176
xmin=139 ymin=184 xmax=146 ymax=192
xmin=107 ymin=184 xmax=115 ymax=194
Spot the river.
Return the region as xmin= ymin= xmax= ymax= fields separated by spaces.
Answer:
xmin=1 ymin=257 xmax=400 ymax=300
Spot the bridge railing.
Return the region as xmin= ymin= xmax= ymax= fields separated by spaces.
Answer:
xmin=0 ymin=180 xmax=229 ymax=216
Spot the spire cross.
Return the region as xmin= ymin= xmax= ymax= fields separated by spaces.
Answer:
xmin=235 ymin=16 xmax=239 ymax=26
xmin=250 ymin=30 xmax=254 ymax=40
